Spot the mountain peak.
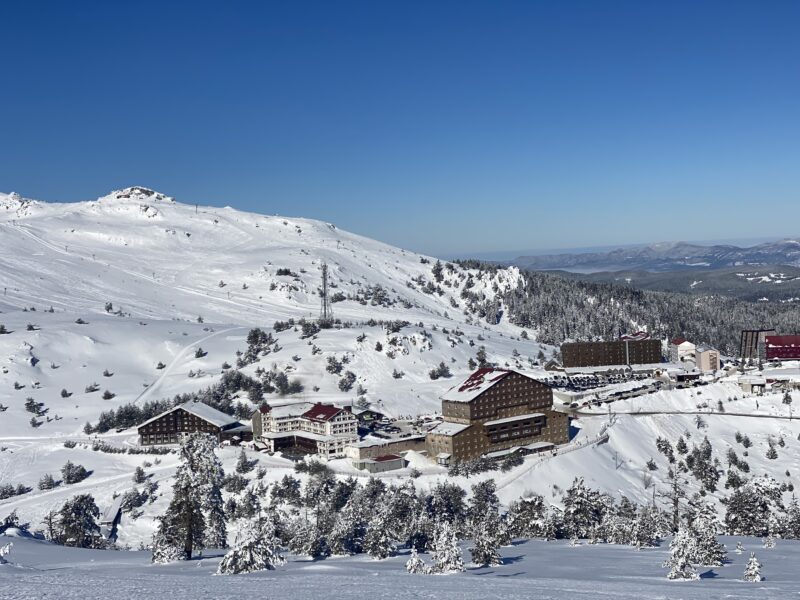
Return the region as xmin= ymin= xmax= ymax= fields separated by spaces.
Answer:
xmin=98 ymin=186 xmax=175 ymax=204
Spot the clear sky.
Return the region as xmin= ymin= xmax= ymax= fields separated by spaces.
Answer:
xmin=1 ymin=1 xmax=799 ymax=257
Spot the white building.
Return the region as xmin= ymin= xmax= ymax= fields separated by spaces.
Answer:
xmin=695 ymin=345 xmax=720 ymax=373
xmin=669 ymin=337 xmax=696 ymax=363
xmin=251 ymin=402 xmax=358 ymax=458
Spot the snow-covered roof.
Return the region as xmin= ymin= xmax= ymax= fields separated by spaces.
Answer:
xmin=302 ymin=403 xmax=346 ymax=422
xmin=695 ymin=345 xmax=718 ymax=353
xmin=268 ymin=402 xmax=315 ymax=419
xmin=484 ymin=446 xmax=521 ymax=459
xmin=428 ymin=421 xmax=470 ymax=436
xmin=524 ymin=441 xmax=554 ymax=451
xmin=138 ymin=400 xmax=240 ymax=429
xmin=440 ymin=368 xmax=514 ymax=403
xmin=483 ymin=413 xmax=545 ymax=427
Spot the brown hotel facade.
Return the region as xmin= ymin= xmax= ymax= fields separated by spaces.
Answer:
xmin=426 ymin=369 xmax=569 ymax=465
xmin=561 ymin=339 xmax=662 ymax=368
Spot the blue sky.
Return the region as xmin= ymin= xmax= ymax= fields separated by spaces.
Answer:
xmin=1 ymin=1 xmax=799 ymax=257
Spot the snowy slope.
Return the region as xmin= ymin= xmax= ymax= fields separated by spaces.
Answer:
xmin=2 ymin=533 xmax=798 ymax=600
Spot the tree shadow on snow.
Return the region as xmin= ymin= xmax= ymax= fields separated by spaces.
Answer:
xmin=699 ymin=569 xmax=719 ymax=579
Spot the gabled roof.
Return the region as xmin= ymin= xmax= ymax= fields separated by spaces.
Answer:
xmin=671 ymin=337 xmax=687 ymax=346
xmin=138 ymin=400 xmax=240 ymax=429
xmin=440 ymin=368 xmax=512 ymax=403
xmin=302 ymin=403 xmax=345 ymax=422
xmin=440 ymin=368 xmax=549 ymax=403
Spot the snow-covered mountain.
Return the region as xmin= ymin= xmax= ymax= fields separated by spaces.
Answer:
xmin=2 ymin=187 xmax=800 ymax=562
xmin=0 ymin=186 xmax=544 ymax=433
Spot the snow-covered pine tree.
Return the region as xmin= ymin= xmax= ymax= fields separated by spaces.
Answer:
xmin=430 ymin=521 xmax=465 ymax=574
xmin=57 ymin=494 xmax=101 ymax=548
xmin=363 ymin=508 xmax=396 ymax=560
xmin=663 ymin=526 xmax=699 ymax=581
xmin=0 ymin=542 xmax=12 ymax=564
xmin=743 ymin=552 xmax=762 ymax=582
xmin=235 ymin=447 xmax=253 ymax=474
xmin=469 ymin=516 xmax=503 ymax=567
xmin=151 ymin=516 xmax=187 ymax=564
xmin=507 ymin=494 xmax=546 ymax=539
xmin=783 ymin=494 xmax=800 ymax=539
xmin=406 ymin=548 xmax=428 ymax=574
xmin=690 ymin=503 xmax=726 ymax=566
xmin=328 ymin=494 xmax=367 ymax=556
xmin=152 ymin=433 xmax=227 ymax=562
xmin=217 ymin=517 xmax=285 ymax=575
xmin=562 ymin=478 xmax=606 ymax=539
xmin=735 ymin=541 xmax=744 ymax=554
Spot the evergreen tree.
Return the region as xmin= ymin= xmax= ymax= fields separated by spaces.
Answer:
xmin=364 ymin=508 xmax=396 ymax=560
xmin=663 ymin=526 xmax=699 ymax=580
xmin=689 ymin=503 xmax=726 ymax=566
xmin=469 ymin=516 xmax=503 ymax=567
xmin=743 ymin=552 xmax=762 ymax=582
xmin=38 ymin=473 xmax=57 ymax=490
xmin=430 ymin=521 xmax=464 ymax=574
xmin=405 ymin=548 xmax=428 ymax=574
xmin=217 ymin=518 xmax=285 ymax=575
xmin=507 ymin=494 xmax=546 ymax=539
xmin=57 ymin=494 xmax=101 ymax=548
xmin=132 ymin=466 xmax=147 ymax=484
xmin=235 ymin=448 xmax=253 ymax=474
xmin=151 ymin=433 xmax=227 ymax=562
xmin=562 ymin=478 xmax=606 ymax=539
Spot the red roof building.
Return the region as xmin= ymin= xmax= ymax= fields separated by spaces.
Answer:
xmin=765 ymin=335 xmax=800 ymax=360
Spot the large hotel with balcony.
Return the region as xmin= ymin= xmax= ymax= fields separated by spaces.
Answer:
xmin=425 ymin=368 xmax=569 ymax=465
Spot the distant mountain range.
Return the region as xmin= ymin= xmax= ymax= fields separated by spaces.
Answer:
xmin=509 ymin=239 xmax=800 ymax=273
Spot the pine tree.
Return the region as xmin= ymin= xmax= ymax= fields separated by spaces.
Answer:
xmin=57 ymin=494 xmax=101 ymax=548
xmin=663 ymin=526 xmax=699 ymax=581
xmin=406 ymin=548 xmax=428 ymax=574
xmin=151 ymin=433 xmax=227 ymax=562
xmin=689 ymin=503 xmax=726 ymax=566
xmin=743 ymin=552 xmax=762 ymax=582
xmin=430 ymin=521 xmax=464 ymax=574
xmin=364 ymin=508 xmax=396 ymax=560
xmin=235 ymin=448 xmax=253 ymax=474
xmin=217 ymin=518 xmax=285 ymax=575
xmin=735 ymin=541 xmax=744 ymax=554
xmin=133 ymin=466 xmax=147 ymax=484
xmin=38 ymin=473 xmax=56 ymax=490
xmin=469 ymin=516 xmax=503 ymax=567
xmin=329 ymin=494 xmax=367 ymax=556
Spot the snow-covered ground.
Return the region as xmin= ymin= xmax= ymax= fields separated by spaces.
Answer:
xmin=3 ymin=186 xmax=800 ymax=593
xmin=1 ymin=533 xmax=796 ymax=600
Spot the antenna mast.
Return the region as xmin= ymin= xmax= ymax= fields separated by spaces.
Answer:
xmin=319 ymin=261 xmax=333 ymax=327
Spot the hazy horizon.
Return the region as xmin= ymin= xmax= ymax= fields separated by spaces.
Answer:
xmin=2 ymin=1 xmax=799 ymax=256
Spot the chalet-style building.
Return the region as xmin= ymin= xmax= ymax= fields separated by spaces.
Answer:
xmin=137 ymin=400 xmax=252 ymax=446
xmin=425 ymin=368 xmax=569 ymax=466
xmin=252 ymin=401 xmax=358 ymax=458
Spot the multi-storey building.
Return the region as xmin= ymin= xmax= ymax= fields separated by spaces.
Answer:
xmin=251 ymin=401 xmax=359 ymax=458
xmin=425 ymin=368 xmax=569 ymax=465
xmin=137 ymin=400 xmax=252 ymax=445
xmin=669 ymin=337 xmax=696 ymax=363
xmin=561 ymin=339 xmax=662 ymax=368
xmin=765 ymin=335 xmax=800 ymax=361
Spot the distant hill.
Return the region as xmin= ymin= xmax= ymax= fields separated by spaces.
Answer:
xmin=551 ymin=265 xmax=800 ymax=303
xmin=510 ymin=239 xmax=800 ymax=273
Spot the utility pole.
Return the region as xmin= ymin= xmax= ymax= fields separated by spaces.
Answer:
xmin=319 ymin=262 xmax=333 ymax=328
